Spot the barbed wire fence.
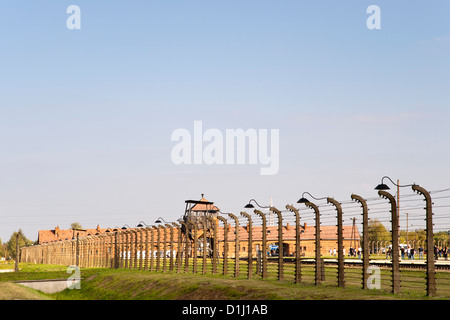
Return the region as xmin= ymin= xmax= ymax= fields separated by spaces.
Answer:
xmin=19 ymin=184 xmax=450 ymax=297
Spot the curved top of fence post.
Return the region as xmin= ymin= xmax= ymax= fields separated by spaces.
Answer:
xmin=378 ymin=190 xmax=396 ymax=202
xmin=327 ymin=197 xmax=342 ymax=211
xmin=304 ymin=201 xmax=319 ymax=212
xmin=216 ymin=216 xmax=228 ymax=229
xmin=240 ymin=211 xmax=252 ymax=222
xmin=270 ymin=206 xmax=283 ymax=225
xmin=270 ymin=206 xmax=281 ymax=215
xmin=228 ymin=214 xmax=239 ymax=239
xmin=253 ymin=209 xmax=266 ymax=218
xmin=351 ymin=194 xmax=366 ymax=205
xmin=228 ymin=213 xmax=238 ymax=223
xmin=216 ymin=215 xmax=226 ymax=222
xmin=285 ymin=205 xmax=299 ymax=218
xmin=412 ymin=184 xmax=432 ymax=202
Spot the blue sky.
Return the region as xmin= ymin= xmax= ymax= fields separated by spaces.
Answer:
xmin=0 ymin=1 xmax=449 ymax=241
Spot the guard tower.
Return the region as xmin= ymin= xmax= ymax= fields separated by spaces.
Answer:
xmin=181 ymin=194 xmax=220 ymax=258
xmin=183 ymin=194 xmax=219 ymax=229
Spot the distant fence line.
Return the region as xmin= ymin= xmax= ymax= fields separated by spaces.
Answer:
xmin=20 ymin=186 xmax=450 ymax=297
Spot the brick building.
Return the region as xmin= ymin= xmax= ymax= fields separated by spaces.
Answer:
xmin=36 ymin=222 xmax=359 ymax=258
xmin=35 ymin=196 xmax=360 ymax=258
xmin=37 ymin=225 xmax=109 ymax=244
xmin=216 ymin=222 xmax=360 ymax=258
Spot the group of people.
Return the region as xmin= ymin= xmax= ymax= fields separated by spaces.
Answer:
xmin=326 ymin=245 xmax=449 ymax=261
xmin=434 ymin=245 xmax=448 ymax=260
xmin=347 ymin=247 xmax=362 ymax=259
xmin=400 ymin=246 xmax=418 ymax=260
xmin=386 ymin=245 xmax=423 ymax=260
xmin=328 ymin=247 xmax=362 ymax=259
xmin=385 ymin=245 xmax=449 ymax=260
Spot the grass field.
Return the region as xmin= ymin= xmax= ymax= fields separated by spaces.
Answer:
xmin=0 ymin=261 xmax=449 ymax=300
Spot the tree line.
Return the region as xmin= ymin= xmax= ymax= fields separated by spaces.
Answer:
xmin=1 ymin=222 xmax=83 ymax=261
xmin=369 ymin=218 xmax=449 ymax=245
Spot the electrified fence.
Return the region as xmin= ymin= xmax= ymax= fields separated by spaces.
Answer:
xmin=19 ymin=182 xmax=450 ymax=298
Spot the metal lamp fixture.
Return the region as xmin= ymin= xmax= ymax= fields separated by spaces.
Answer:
xmin=244 ymin=199 xmax=270 ymax=209
xmin=155 ymin=217 xmax=167 ymax=224
xmin=375 ymin=176 xmax=414 ymax=190
xmin=137 ymin=221 xmax=150 ymax=228
xmin=297 ymin=192 xmax=327 ymax=204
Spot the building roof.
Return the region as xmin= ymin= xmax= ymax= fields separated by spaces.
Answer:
xmin=189 ymin=194 xmax=220 ymax=212
xmin=37 ymin=225 xmax=109 ymax=244
xmin=37 ymin=221 xmax=360 ymax=244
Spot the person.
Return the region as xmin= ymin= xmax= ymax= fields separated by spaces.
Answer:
xmin=407 ymin=246 xmax=411 ymax=260
xmin=443 ymin=247 xmax=448 ymax=260
xmin=418 ymin=246 xmax=424 ymax=260
xmin=357 ymin=248 xmax=362 ymax=259
xmin=333 ymin=248 xmax=337 ymax=257
xmin=434 ymin=245 xmax=439 ymax=260
xmin=400 ymin=247 xmax=405 ymax=260
xmin=410 ymin=247 xmax=415 ymax=260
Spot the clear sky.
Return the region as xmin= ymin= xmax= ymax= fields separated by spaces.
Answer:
xmin=0 ymin=1 xmax=449 ymax=242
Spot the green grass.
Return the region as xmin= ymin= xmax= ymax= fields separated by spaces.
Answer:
xmin=1 ymin=262 xmax=449 ymax=300
xmin=47 ymin=269 xmax=396 ymax=300
xmin=0 ymin=282 xmax=52 ymax=300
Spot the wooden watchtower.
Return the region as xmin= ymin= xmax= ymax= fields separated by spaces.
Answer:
xmin=182 ymin=194 xmax=219 ymax=228
xmin=181 ymin=194 xmax=220 ymax=256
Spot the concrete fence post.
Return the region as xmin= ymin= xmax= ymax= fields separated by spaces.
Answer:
xmin=327 ymin=198 xmax=345 ymax=288
xmin=149 ymin=228 xmax=155 ymax=271
xmin=286 ymin=205 xmax=301 ymax=284
xmin=378 ymin=190 xmax=400 ymax=294
xmin=124 ymin=231 xmax=130 ymax=269
xmin=198 ymin=219 xmax=207 ymax=275
xmin=137 ymin=228 xmax=144 ymax=270
xmin=217 ymin=216 xmax=228 ymax=276
xmin=121 ymin=230 xmax=127 ymax=268
xmin=172 ymin=222 xmax=182 ymax=273
xmin=180 ymin=221 xmax=190 ymax=273
xmin=228 ymin=213 xmax=240 ymax=278
xmin=152 ymin=226 xmax=161 ymax=271
xmin=133 ymin=230 xmax=138 ymax=269
xmin=207 ymin=217 xmax=218 ymax=274
xmin=270 ymin=207 xmax=284 ymax=281
xmin=188 ymin=221 xmax=198 ymax=274
xmin=15 ymin=233 xmax=20 ymax=272
xmin=240 ymin=211 xmax=253 ymax=279
xmin=76 ymin=232 xmax=80 ymax=267
xmin=160 ymin=225 xmax=167 ymax=272
xmin=304 ymin=201 xmax=323 ymax=285
xmin=412 ymin=185 xmax=436 ymax=297
xmin=166 ymin=224 xmax=175 ymax=272
xmin=254 ymin=210 xmax=268 ymax=279
xmin=144 ymin=227 xmax=149 ymax=271
xmin=351 ymin=194 xmax=369 ymax=289
xmin=114 ymin=231 xmax=119 ymax=269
